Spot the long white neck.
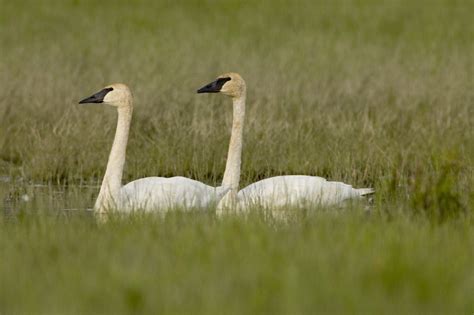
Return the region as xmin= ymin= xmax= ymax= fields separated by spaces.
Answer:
xmin=94 ymin=103 xmax=133 ymax=213
xmin=220 ymin=94 xmax=246 ymax=204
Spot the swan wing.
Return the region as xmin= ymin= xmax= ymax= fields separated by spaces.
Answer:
xmin=119 ymin=176 xmax=222 ymax=212
xmin=237 ymin=175 xmax=371 ymax=208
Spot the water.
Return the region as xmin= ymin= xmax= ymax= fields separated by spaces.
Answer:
xmin=1 ymin=178 xmax=97 ymax=221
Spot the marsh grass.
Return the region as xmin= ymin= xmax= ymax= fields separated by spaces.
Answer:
xmin=1 ymin=211 xmax=473 ymax=314
xmin=0 ymin=0 xmax=473 ymax=313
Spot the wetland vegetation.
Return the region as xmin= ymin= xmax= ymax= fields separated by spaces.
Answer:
xmin=0 ymin=0 xmax=473 ymax=314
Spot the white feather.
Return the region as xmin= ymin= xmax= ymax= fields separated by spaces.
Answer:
xmin=237 ymin=175 xmax=373 ymax=209
xmin=198 ymin=73 xmax=375 ymax=213
xmin=80 ymin=84 xmax=229 ymax=215
xmin=120 ymin=177 xmax=229 ymax=212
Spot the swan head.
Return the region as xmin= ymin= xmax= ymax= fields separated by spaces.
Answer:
xmin=197 ymin=72 xmax=246 ymax=98
xmin=79 ymin=83 xmax=132 ymax=107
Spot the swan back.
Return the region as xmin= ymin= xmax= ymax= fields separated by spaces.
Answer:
xmin=237 ymin=175 xmax=368 ymax=209
xmin=119 ymin=177 xmax=230 ymax=212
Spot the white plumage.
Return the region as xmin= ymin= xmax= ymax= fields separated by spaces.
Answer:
xmin=237 ymin=175 xmax=374 ymax=209
xmin=120 ymin=177 xmax=229 ymax=211
xmin=79 ymin=83 xmax=228 ymax=215
xmin=197 ymin=73 xmax=374 ymax=213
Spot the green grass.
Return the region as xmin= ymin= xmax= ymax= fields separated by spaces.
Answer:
xmin=0 ymin=0 xmax=473 ymax=313
xmin=1 ymin=212 xmax=473 ymax=315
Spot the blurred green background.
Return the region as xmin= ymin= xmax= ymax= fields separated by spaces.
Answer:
xmin=0 ymin=0 xmax=473 ymax=314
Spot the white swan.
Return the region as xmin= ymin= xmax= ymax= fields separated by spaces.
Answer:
xmin=197 ymin=73 xmax=374 ymax=213
xmin=79 ymin=83 xmax=229 ymax=215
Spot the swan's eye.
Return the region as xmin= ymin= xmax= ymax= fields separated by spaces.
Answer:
xmin=197 ymin=77 xmax=232 ymax=93
xmin=96 ymin=87 xmax=114 ymax=100
xmin=217 ymin=77 xmax=231 ymax=85
xmin=79 ymin=87 xmax=114 ymax=104
xmin=214 ymin=77 xmax=231 ymax=90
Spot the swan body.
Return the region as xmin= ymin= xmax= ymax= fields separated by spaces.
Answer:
xmin=120 ymin=177 xmax=229 ymax=211
xmin=237 ymin=175 xmax=374 ymax=209
xmin=197 ymin=73 xmax=374 ymax=213
xmin=79 ymin=83 xmax=228 ymax=215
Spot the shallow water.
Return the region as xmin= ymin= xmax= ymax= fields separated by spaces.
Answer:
xmin=0 ymin=178 xmax=98 ymax=221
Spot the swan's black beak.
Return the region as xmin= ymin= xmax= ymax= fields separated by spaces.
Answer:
xmin=79 ymin=87 xmax=114 ymax=104
xmin=197 ymin=77 xmax=231 ymax=93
